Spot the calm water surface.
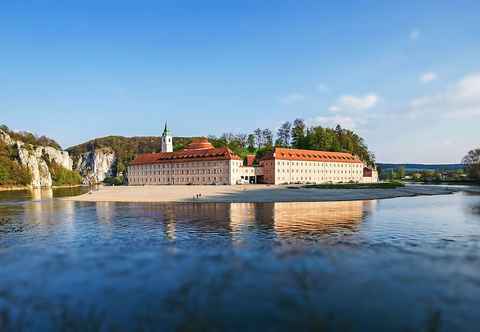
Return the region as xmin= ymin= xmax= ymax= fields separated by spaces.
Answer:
xmin=1 ymin=187 xmax=480 ymax=331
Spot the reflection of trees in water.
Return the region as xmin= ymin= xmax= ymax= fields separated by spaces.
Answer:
xmin=462 ymin=192 xmax=480 ymax=217
xmin=472 ymin=203 xmax=480 ymax=215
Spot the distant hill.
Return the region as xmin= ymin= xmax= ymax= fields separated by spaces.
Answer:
xmin=377 ymin=163 xmax=464 ymax=172
xmin=66 ymin=135 xmax=196 ymax=177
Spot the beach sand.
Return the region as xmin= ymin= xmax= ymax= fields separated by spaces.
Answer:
xmin=61 ymin=184 xmax=459 ymax=203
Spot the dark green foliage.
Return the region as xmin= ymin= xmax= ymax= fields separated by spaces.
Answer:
xmin=294 ymin=123 xmax=375 ymax=166
xmin=103 ymin=176 xmax=125 ymax=186
xmin=462 ymin=148 xmax=480 ymax=180
xmin=49 ymin=162 xmax=82 ymax=186
xmin=0 ymin=141 xmax=32 ymax=186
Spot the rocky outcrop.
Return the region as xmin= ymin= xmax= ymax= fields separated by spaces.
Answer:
xmin=41 ymin=146 xmax=72 ymax=170
xmin=0 ymin=129 xmax=74 ymax=188
xmin=16 ymin=143 xmax=53 ymax=187
xmin=73 ymin=148 xmax=116 ymax=184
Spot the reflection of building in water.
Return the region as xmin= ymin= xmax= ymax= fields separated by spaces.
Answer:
xmin=89 ymin=201 xmax=375 ymax=245
xmin=130 ymin=203 xmax=234 ymax=242
xmin=229 ymin=201 xmax=375 ymax=243
xmin=229 ymin=203 xmax=264 ymax=246
xmin=272 ymin=201 xmax=374 ymax=236
xmin=96 ymin=202 xmax=116 ymax=224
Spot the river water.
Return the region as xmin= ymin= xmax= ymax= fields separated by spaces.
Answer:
xmin=0 ymin=187 xmax=480 ymax=331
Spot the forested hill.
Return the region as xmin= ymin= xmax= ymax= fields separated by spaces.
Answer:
xmin=66 ymin=135 xmax=193 ymax=157
xmin=66 ymin=135 xmax=196 ymax=174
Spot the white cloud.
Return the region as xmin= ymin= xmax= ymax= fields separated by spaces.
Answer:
xmin=409 ymin=72 xmax=480 ymax=119
xmin=315 ymin=93 xmax=381 ymax=130
xmin=410 ymin=29 xmax=420 ymax=40
xmin=279 ymin=93 xmax=305 ymax=105
xmin=329 ymin=93 xmax=379 ymax=112
xmin=312 ymin=115 xmax=357 ymax=129
xmin=420 ymin=72 xmax=437 ymax=83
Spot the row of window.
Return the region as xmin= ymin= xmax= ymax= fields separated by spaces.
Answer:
xmin=277 ymin=169 xmax=362 ymax=175
xmin=130 ymin=161 xmax=226 ymax=171
xmin=277 ymin=176 xmax=361 ymax=182
xmin=275 ymin=160 xmax=362 ymax=168
xmin=131 ymin=168 xmax=226 ymax=176
xmin=130 ymin=176 xmax=227 ymax=184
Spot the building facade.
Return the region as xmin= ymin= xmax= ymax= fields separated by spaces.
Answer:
xmin=128 ymin=138 xmax=257 ymax=185
xmin=258 ymin=147 xmax=378 ymax=185
xmin=127 ymin=128 xmax=377 ymax=186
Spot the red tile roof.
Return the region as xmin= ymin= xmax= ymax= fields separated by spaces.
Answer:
xmin=261 ymin=147 xmax=362 ymax=163
xmin=246 ymin=154 xmax=256 ymax=167
xmin=184 ymin=138 xmax=215 ymax=151
xmin=130 ymin=145 xmax=241 ymax=165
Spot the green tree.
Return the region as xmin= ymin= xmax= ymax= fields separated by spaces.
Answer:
xmin=276 ymin=121 xmax=291 ymax=147
xmin=463 ymin=148 xmax=480 ymax=180
xmin=291 ymin=118 xmax=306 ymax=148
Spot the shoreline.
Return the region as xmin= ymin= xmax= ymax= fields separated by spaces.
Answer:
xmin=0 ymin=184 xmax=87 ymax=192
xmin=60 ymin=184 xmax=461 ymax=204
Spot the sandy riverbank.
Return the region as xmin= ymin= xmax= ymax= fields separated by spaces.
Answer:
xmin=60 ymin=184 xmax=460 ymax=203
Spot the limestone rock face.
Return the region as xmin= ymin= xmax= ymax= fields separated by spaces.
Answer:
xmin=15 ymin=142 xmax=53 ymax=188
xmin=74 ymin=148 xmax=116 ymax=184
xmin=0 ymin=129 xmax=74 ymax=188
xmin=0 ymin=130 xmax=14 ymax=146
xmin=40 ymin=146 xmax=72 ymax=170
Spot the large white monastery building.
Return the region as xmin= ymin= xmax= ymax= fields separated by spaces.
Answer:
xmin=127 ymin=124 xmax=378 ymax=185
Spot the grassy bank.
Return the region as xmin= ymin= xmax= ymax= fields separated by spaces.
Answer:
xmin=302 ymin=181 xmax=405 ymax=189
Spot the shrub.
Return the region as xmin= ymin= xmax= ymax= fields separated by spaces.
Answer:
xmin=103 ymin=176 xmax=124 ymax=186
xmin=49 ymin=162 xmax=82 ymax=186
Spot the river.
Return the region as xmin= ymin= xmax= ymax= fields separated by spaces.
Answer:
xmin=0 ymin=187 xmax=479 ymax=331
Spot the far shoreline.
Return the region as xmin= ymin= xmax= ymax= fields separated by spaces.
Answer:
xmin=60 ymin=184 xmax=462 ymax=204
xmin=0 ymin=184 xmax=87 ymax=192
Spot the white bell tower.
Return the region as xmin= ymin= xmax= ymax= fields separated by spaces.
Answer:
xmin=161 ymin=122 xmax=173 ymax=152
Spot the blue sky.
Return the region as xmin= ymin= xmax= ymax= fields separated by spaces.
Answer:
xmin=1 ymin=1 xmax=479 ymax=163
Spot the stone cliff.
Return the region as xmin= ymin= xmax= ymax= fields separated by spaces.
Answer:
xmin=0 ymin=129 xmax=73 ymax=188
xmin=73 ymin=148 xmax=116 ymax=184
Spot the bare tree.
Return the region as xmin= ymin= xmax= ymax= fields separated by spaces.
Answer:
xmin=262 ymin=129 xmax=273 ymax=148
xmin=254 ymin=128 xmax=263 ymax=148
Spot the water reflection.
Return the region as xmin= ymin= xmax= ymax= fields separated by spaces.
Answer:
xmin=92 ymin=200 xmax=377 ymax=244
xmin=30 ymin=188 xmax=53 ymax=201
xmin=2 ymin=191 xmax=480 ymax=331
xmin=272 ymin=201 xmax=375 ymax=237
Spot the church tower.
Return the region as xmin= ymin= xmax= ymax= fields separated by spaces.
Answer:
xmin=161 ymin=122 xmax=173 ymax=153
